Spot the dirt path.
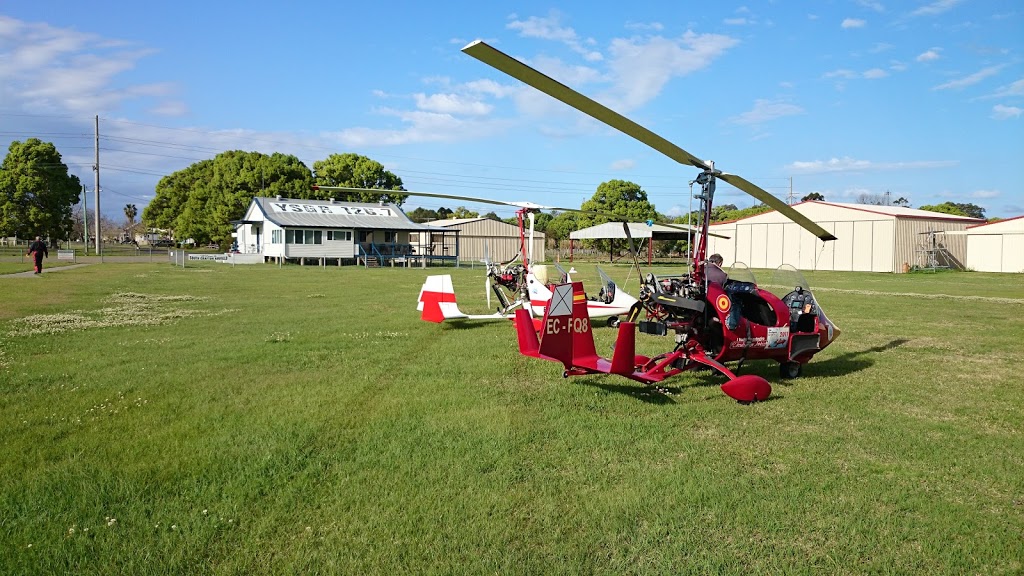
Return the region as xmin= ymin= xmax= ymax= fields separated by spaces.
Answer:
xmin=2 ymin=264 xmax=92 ymax=277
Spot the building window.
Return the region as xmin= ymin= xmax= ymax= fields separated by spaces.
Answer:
xmin=272 ymin=230 xmax=282 ymax=244
xmin=384 ymin=231 xmax=398 ymax=243
xmin=327 ymin=230 xmax=351 ymax=241
xmin=285 ymin=229 xmax=323 ymax=245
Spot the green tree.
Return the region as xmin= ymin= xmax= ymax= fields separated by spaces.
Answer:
xmin=145 ymin=151 xmax=314 ymax=244
xmin=312 ymin=153 xmax=406 ymax=205
xmin=406 ymin=207 xmax=440 ymax=222
xmin=801 ymin=192 xmax=825 ymax=201
xmin=450 ymin=206 xmax=479 ymax=219
xmin=568 ymin=180 xmax=658 ymax=253
xmin=0 ymin=138 xmax=82 ymax=240
xmin=918 ymin=201 xmax=985 ymax=219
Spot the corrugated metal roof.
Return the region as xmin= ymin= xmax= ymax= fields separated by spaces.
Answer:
xmin=965 ymin=214 xmax=1024 ymax=232
xmin=254 ymin=197 xmax=444 ymax=231
xmin=570 ymin=222 xmax=696 ymax=240
xmin=710 ymin=200 xmax=984 ymax=227
xmin=813 ymin=201 xmax=983 ymax=221
xmin=423 ymin=218 xmax=488 ymax=227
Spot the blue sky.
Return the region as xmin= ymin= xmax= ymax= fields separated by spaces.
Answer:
xmin=1 ymin=1 xmax=1022 ymax=221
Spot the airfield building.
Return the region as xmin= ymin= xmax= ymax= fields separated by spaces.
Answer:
xmin=706 ymin=201 xmax=984 ymax=273
xmin=422 ymin=217 xmax=546 ymax=264
xmin=954 ymin=216 xmax=1024 ymax=273
xmin=233 ymin=197 xmax=456 ymax=266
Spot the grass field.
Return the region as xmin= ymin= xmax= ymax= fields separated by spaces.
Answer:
xmin=1 ymin=262 xmax=1022 ymax=574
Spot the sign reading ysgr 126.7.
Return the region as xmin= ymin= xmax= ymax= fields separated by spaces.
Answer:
xmin=268 ymin=202 xmax=395 ymax=217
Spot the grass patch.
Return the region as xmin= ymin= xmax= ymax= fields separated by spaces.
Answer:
xmin=1 ymin=263 xmax=1022 ymax=574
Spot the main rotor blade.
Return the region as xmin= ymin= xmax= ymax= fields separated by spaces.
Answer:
xmin=655 ymin=221 xmax=730 ymax=240
xmin=717 ymin=173 xmax=837 ymax=241
xmin=462 ymin=40 xmax=708 ymax=171
xmin=462 ymin=40 xmax=837 ymax=243
xmin=313 ymin=186 xmax=607 ymax=217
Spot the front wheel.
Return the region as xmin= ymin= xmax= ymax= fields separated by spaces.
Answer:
xmin=606 ymin=316 xmax=620 ymax=328
xmin=779 ymin=361 xmax=802 ymax=379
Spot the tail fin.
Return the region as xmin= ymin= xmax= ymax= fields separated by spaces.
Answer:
xmin=416 ymin=275 xmax=465 ymax=323
xmin=537 ymin=282 xmax=599 ymax=370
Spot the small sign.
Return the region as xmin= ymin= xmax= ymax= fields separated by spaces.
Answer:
xmin=57 ymin=249 xmax=75 ymax=261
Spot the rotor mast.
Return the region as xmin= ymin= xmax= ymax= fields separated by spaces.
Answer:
xmin=692 ymin=161 xmax=716 ymax=285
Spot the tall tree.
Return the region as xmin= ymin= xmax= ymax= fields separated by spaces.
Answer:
xmin=0 ymin=138 xmax=82 ymax=240
xmin=574 ymin=180 xmax=658 ymax=252
xmin=801 ymin=192 xmax=825 ymax=201
xmin=312 ymin=153 xmax=406 ymax=205
xmin=124 ymin=203 xmax=138 ymax=238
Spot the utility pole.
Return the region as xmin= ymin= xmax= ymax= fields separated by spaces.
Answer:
xmin=82 ymin=185 xmax=89 ymax=255
xmin=93 ymin=115 xmax=101 ymax=255
xmin=787 ymin=176 xmax=795 ymax=205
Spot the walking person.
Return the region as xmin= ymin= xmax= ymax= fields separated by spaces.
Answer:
xmin=28 ymin=236 xmax=48 ymax=274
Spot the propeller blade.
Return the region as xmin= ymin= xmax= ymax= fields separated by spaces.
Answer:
xmin=717 ymin=173 xmax=837 ymax=241
xmin=622 ymin=221 xmax=643 ymax=281
xmin=462 ymin=40 xmax=837 ymax=243
xmin=486 ymin=277 xmax=491 ymax=310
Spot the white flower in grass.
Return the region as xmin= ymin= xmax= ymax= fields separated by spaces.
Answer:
xmin=171 ymin=524 xmax=177 ymax=530
xmin=202 ymin=509 xmax=208 ymax=515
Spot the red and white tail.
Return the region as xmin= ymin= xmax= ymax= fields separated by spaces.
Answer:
xmin=417 ymin=275 xmax=467 ymax=323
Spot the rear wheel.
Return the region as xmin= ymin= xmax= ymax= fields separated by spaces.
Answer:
xmin=607 ymin=316 xmax=620 ymax=328
xmin=779 ymin=361 xmax=802 ymax=379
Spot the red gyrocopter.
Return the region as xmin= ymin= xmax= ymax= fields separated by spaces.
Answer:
xmin=460 ymin=40 xmax=841 ymax=403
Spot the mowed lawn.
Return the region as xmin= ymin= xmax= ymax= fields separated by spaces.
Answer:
xmin=1 ymin=262 xmax=1022 ymax=574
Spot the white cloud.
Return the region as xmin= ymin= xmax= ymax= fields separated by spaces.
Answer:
xmin=985 ymin=78 xmax=1024 ymax=99
xmin=330 ymin=108 xmax=512 ymax=147
xmin=863 ymin=68 xmax=888 ymax=79
xmin=933 ymin=65 xmax=1002 ymax=90
xmin=870 ymin=42 xmax=894 ymax=53
xmin=724 ymin=18 xmax=748 ymax=26
xmin=625 ymin=22 xmax=664 ymax=32
xmin=605 ymin=31 xmax=739 ymax=110
xmin=916 ymin=48 xmax=941 ymax=62
xmin=729 ymin=99 xmax=804 ymax=125
xmin=910 ymin=0 xmax=963 ymax=17
xmin=787 ymin=157 xmax=959 ymax=174
xmin=970 ymin=190 xmax=1001 ymax=199
xmin=148 ymin=101 xmax=188 ymax=117
xmin=507 ymin=12 xmax=603 ymax=62
xmin=413 ymin=93 xmax=493 ymax=116
xmin=841 ymin=18 xmax=866 ymax=29
xmin=0 ymin=15 xmax=173 ymax=115
xmin=610 ymin=159 xmax=635 ymax=170
xmin=824 ymin=69 xmax=858 ymax=79
xmin=991 ymin=104 xmax=1021 ymax=120
xmin=857 ymin=0 xmax=886 ymax=12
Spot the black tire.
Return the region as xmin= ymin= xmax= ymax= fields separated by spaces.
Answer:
xmin=779 ymin=361 xmax=802 ymax=379
xmin=607 ymin=316 xmax=620 ymax=328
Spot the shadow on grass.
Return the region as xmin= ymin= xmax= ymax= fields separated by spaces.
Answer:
xmin=580 ymin=378 xmax=784 ymax=405
xmin=802 ymin=338 xmax=910 ymax=379
xmin=576 ymin=339 xmax=910 ymax=402
xmin=581 ymin=380 xmax=679 ymax=404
